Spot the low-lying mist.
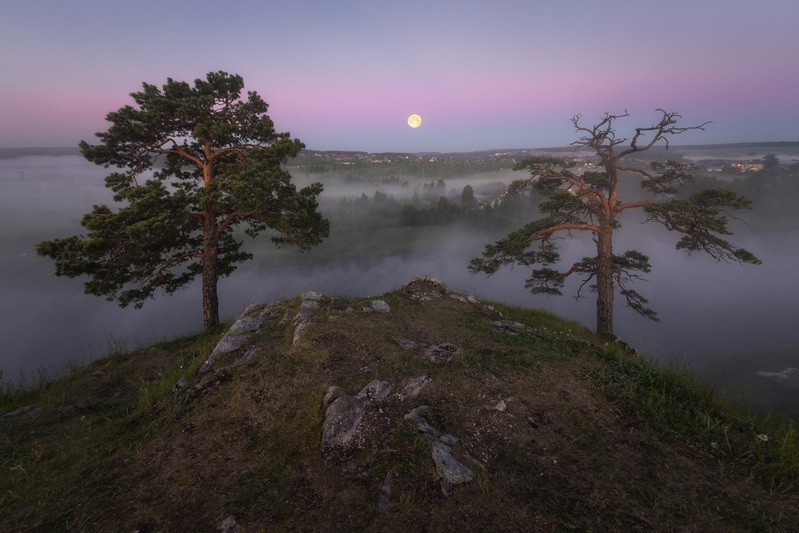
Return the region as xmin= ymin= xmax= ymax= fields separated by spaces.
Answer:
xmin=1 ymin=154 xmax=797 ymax=418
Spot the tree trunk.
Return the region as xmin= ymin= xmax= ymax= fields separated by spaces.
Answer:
xmin=595 ymin=225 xmax=614 ymax=335
xmin=201 ymin=212 xmax=219 ymax=330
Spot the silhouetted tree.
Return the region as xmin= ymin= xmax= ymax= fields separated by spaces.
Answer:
xmin=762 ymin=153 xmax=779 ymax=169
xmin=470 ymin=110 xmax=760 ymax=335
xmin=37 ymin=71 xmax=329 ymax=330
xmin=461 ymin=184 xmax=477 ymax=208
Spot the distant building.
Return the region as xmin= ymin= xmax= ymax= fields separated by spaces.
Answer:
xmin=730 ymin=162 xmax=764 ymax=172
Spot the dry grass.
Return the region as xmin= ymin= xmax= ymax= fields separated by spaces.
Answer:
xmin=1 ymin=285 xmax=798 ymax=531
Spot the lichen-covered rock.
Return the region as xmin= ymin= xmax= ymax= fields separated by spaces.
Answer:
xmin=322 ymin=385 xmax=343 ymax=410
xmin=432 ymin=441 xmax=474 ymax=495
xmin=392 ymin=337 xmax=417 ymax=350
xmin=492 ymin=320 xmax=528 ymax=335
xmin=398 ymin=375 xmax=431 ymax=400
xmin=404 ymin=405 xmax=474 ymax=495
xmin=356 ymin=380 xmax=392 ymax=403
xmin=370 ymin=300 xmax=391 ymax=313
xmin=424 ymin=342 xmax=460 ymax=362
xmin=400 ymin=275 xmax=445 ymax=293
xmin=321 ymin=395 xmax=365 ymax=452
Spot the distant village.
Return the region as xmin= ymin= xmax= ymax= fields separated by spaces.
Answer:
xmin=295 ymin=146 xmax=793 ymax=180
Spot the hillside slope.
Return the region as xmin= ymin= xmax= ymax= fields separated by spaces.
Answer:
xmin=2 ymin=277 xmax=797 ymax=531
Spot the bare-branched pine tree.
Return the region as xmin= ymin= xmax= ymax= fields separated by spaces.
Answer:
xmin=470 ymin=110 xmax=761 ymax=335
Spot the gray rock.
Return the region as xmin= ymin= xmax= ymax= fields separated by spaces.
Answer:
xmin=227 ymin=313 xmax=263 ymax=337
xmin=219 ymin=515 xmax=242 ymax=533
xmin=301 ymin=291 xmax=324 ymax=302
xmin=377 ymin=469 xmax=397 ymax=511
xmin=424 ymin=342 xmax=460 ymax=362
xmin=404 ymin=405 xmax=441 ymax=439
xmin=494 ymin=399 xmax=507 ymax=412
xmin=357 ymin=380 xmax=392 ymax=403
xmin=449 ymin=294 xmax=467 ymax=303
xmin=321 ymin=395 xmax=365 ymax=452
xmin=234 ymin=348 xmax=259 ymax=366
xmin=393 ymin=337 xmax=417 ymax=350
xmin=175 ymin=376 xmax=188 ymax=389
xmin=296 ymin=299 xmax=320 ymax=319
xmin=398 ymin=375 xmax=431 ymax=400
xmin=361 ymin=307 xmax=374 ymax=313
xmin=322 ymin=385 xmax=343 ymax=410
xmin=1 ymin=403 xmax=40 ymax=419
xmin=292 ymin=320 xmax=311 ymax=346
xmin=92 ymin=370 xmax=105 ymax=378
xmin=432 ymin=441 xmax=474 ymax=495
xmin=757 ymin=367 xmax=799 ymax=389
xmin=492 ymin=320 xmax=528 ymax=334
xmin=400 ymin=275 xmax=445 ymax=292
xmin=371 ymin=300 xmax=391 ymax=313
xmin=439 ymin=433 xmax=458 ymax=446
xmin=467 ymin=294 xmax=478 ymax=304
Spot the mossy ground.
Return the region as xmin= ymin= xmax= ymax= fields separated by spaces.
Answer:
xmin=2 ymin=283 xmax=797 ymax=531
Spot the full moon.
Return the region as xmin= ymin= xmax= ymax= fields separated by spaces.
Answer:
xmin=407 ymin=114 xmax=422 ymax=128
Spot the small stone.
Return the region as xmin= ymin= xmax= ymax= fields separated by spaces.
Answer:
xmin=219 ymin=515 xmax=241 ymax=533
xmin=494 ymin=399 xmax=507 ymax=412
xmin=398 ymin=375 xmax=431 ymax=400
xmin=176 ymin=376 xmax=188 ymax=389
xmin=362 ymin=307 xmax=374 ymax=313
xmin=356 ymin=379 xmax=392 ymax=403
xmin=424 ymin=342 xmax=460 ymax=362
xmin=393 ymin=337 xmax=417 ymax=350
xmin=371 ymin=300 xmax=391 ymax=313
xmin=449 ymin=294 xmax=467 ymax=303
xmin=377 ymin=470 xmax=397 ymax=511
xmin=467 ymin=294 xmax=478 ymax=304
xmin=492 ymin=320 xmax=528 ymax=334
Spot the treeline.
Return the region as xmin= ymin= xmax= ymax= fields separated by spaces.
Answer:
xmin=325 ymin=183 xmax=538 ymax=232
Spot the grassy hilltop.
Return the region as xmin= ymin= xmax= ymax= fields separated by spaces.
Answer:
xmin=2 ymin=277 xmax=798 ymax=531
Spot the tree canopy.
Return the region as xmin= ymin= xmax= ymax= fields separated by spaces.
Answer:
xmin=37 ymin=71 xmax=329 ymax=329
xmin=470 ymin=110 xmax=761 ymax=334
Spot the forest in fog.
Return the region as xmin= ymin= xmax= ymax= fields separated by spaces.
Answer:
xmin=1 ymin=144 xmax=798 ymax=417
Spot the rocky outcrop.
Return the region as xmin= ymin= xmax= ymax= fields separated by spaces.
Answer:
xmin=404 ymin=405 xmax=475 ymax=495
xmin=199 ymin=302 xmax=282 ymax=374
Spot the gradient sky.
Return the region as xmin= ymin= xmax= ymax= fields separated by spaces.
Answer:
xmin=1 ymin=0 xmax=797 ymax=152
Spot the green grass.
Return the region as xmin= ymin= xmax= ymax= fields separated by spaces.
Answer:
xmin=1 ymin=287 xmax=798 ymax=531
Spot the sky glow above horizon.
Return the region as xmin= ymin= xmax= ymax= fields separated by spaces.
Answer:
xmin=1 ymin=0 xmax=798 ymax=152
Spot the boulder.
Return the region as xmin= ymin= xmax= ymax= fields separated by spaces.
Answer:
xmin=370 ymin=300 xmax=391 ymax=313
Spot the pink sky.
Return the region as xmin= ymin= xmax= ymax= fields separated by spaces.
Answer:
xmin=1 ymin=0 xmax=797 ymax=152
